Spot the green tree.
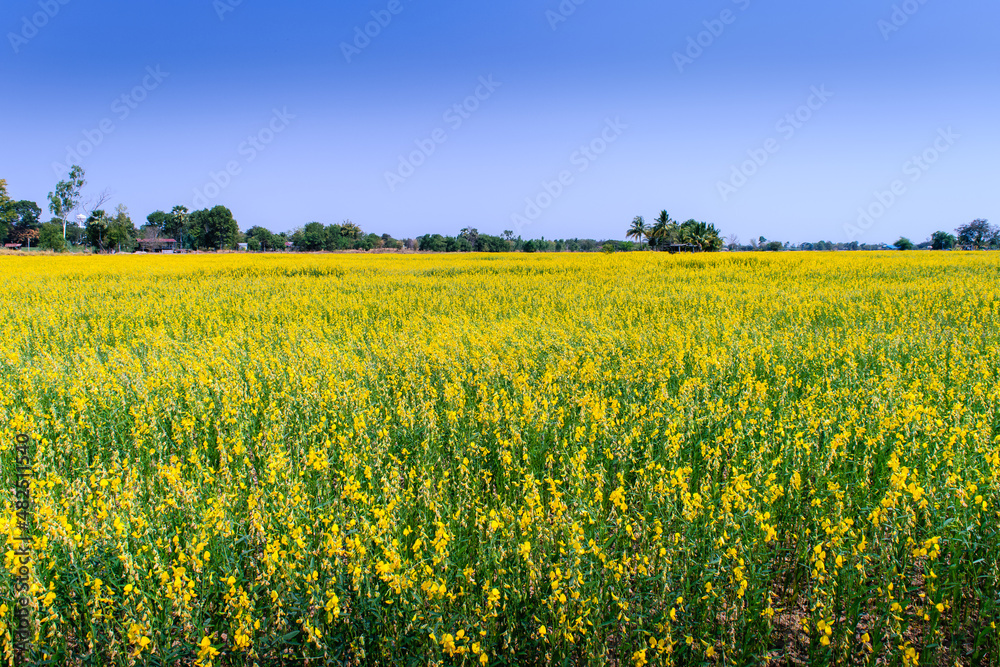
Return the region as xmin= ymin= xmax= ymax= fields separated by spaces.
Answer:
xmin=955 ymin=219 xmax=997 ymax=249
xmin=190 ymin=206 xmax=239 ymax=250
xmin=626 ymin=216 xmax=647 ymax=248
xmin=459 ymin=227 xmax=479 ymax=249
xmin=47 ymin=165 xmax=86 ymax=240
xmin=145 ymin=210 xmax=171 ymax=237
xmin=38 ymin=223 xmax=67 ymax=252
xmin=0 ymin=179 xmax=16 ymax=242
xmin=246 ymin=226 xmax=275 ymax=251
xmin=341 ymin=220 xmax=362 ymax=241
xmin=85 ymin=210 xmax=110 ymax=251
xmin=0 ymin=188 xmax=41 ymax=247
xmin=323 ymin=224 xmax=340 ymax=250
xmin=106 ymin=204 xmax=137 ymax=252
xmin=894 ymin=236 xmax=915 ymax=250
xmin=417 ymin=234 xmax=446 ymax=252
xmin=649 ymin=210 xmax=679 ymax=250
xmin=186 ymin=211 xmax=206 ymax=249
xmin=10 ymin=199 xmax=41 ymax=230
xmin=302 ymin=222 xmax=327 ymax=251
xmin=679 ymin=219 xmax=724 ymax=252
xmin=166 ymin=206 xmax=190 ymax=246
xmin=930 ymin=231 xmax=956 ymax=250
xmin=63 ymin=220 xmax=86 ymax=246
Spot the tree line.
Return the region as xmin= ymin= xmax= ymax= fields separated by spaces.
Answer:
xmin=721 ymin=222 xmax=998 ymax=252
xmin=3 ymin=166 xmax=995 ymax=254
xmin=0 ymin=167 xmax=662 ymax=254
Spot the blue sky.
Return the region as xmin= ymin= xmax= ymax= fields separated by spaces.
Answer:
xmin=2 ymin=0 xmax=998 ymax=244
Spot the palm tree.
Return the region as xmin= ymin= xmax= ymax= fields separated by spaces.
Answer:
xmin=649 ymin=210 xmax=677 ymax=250
xmin=679 ymin=220 xmax=723 ymax=252
xmin=626 ymin=216 xmax=647 ymax=248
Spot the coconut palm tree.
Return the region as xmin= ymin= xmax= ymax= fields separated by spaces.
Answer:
xmin=649 ymin=210 xmax=677 ymax=250
xmin=626 ymin=216 xmax=647 ymax=248
xmin=679 ymin=220 xmax=723 ymax=252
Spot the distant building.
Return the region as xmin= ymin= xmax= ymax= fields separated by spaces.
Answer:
xmin=237 ymin=243 xmax=249 ymax=251
xmin=4 ymin=243 xmax=22 ymax=250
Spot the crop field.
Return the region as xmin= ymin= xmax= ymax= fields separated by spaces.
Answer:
xmin=1 ymin=252 xmax=999 ymax=666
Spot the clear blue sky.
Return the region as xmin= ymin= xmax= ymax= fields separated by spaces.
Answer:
xmin=2 ymin=0 xmax=997 ymax=243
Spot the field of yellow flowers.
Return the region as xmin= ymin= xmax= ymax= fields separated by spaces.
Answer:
xmin=2 ymin=251 xmax=999 ymax=666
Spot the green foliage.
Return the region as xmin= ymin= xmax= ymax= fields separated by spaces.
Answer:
xmin=168 ymin=206 xmax=190 ymax=245
xmin=302 ymin=222 xmax=327 ymax=251
xmin=680 ymin=219 xmax=724 ymax=251
xmin=626 ymin=216 xmax=647 ymax=247
xmin=418 ymin=234 xmax=446 ymax=252
xmin=245 ymin=226 xmax=275 ymax=251
xmin=63 ymin=220 xmax=86 ymax=246
xmin=894 ymin=236 xmax=915 ymax=251
xmin=146 ymin=210 xmax=171 ymax=233
xmin=0 ymin=179 xmax=15 ymax=242
xmin=955 ymin=219 xmax=997 ymax=249
xmin=340 ymin=220 xmax=362 ymax=240
xmin=106 ymin=205 xmax=137 ymax=251
xmin=85 ymin=210 xmax=110 ymax=250
xmin=85 ymin=206 xmax=137 ymax=252
xmin=930 ymin=231 xmax=956 ymax=250
xmin=635 ymin=211 xmax=724 ymax=252
xmin=190 ymin=205 xmax=239 ymax=250
xmin=48 ymin=165 xmax=85 ymax=222
xmin=648 ymin=210 xmax=677 ymax=250
xmin=1 ymin=198 xmax=43 ymax=244
xmin=38 ymin=223 xmax=68 ymax=251
xmin=11 ymin=200 xmax=41 ymax=229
